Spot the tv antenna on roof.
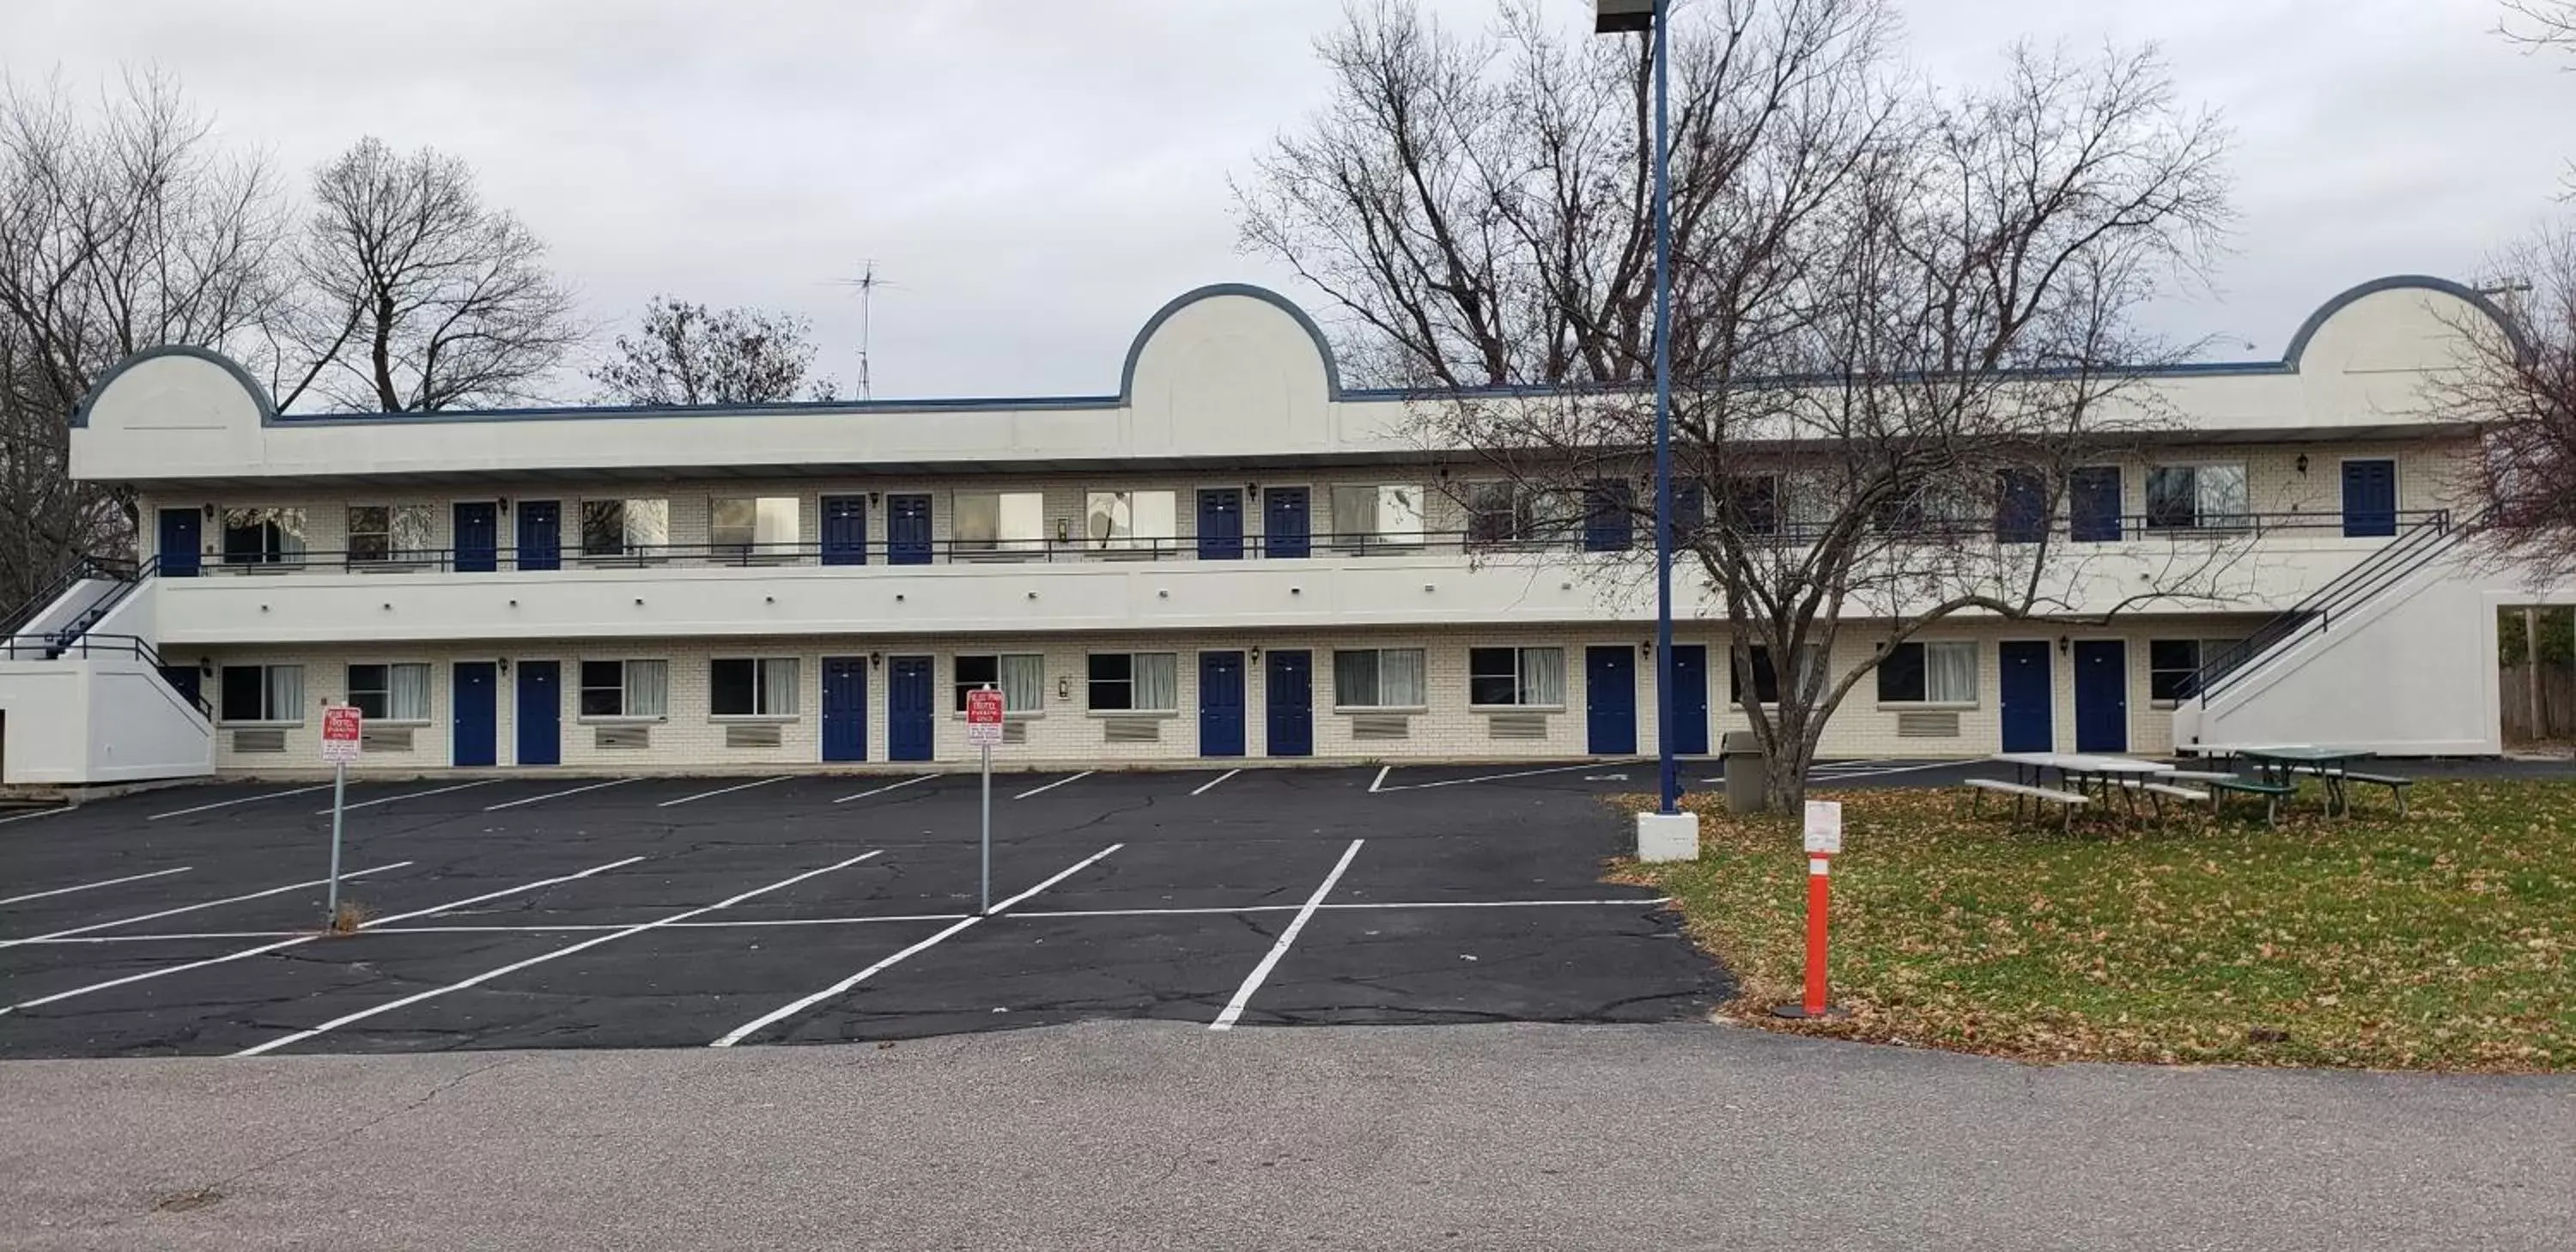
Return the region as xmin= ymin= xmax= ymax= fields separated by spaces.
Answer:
xmin=828 ymin=260 xmax=896 ymax=400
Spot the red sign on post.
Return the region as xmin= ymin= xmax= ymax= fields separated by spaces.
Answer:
xmin=320 ymin=705 xmax=364 ymax=763
xmin=964 ymin=687 xmax=1005 ymax=748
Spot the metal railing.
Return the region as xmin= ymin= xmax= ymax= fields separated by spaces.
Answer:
xmin=167 ymin=509 xmax=2435 ymax=577
xmin=0 ymin=630 xmax=210 ymax=720
xmin=0 ymin=553 xmax=138 ymax=635
xmin=2187 ymin=507 xmax=2477 ymax=703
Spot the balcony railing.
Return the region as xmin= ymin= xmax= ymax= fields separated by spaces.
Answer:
xmin=161 ymin=509 xmax=2433 ymax=579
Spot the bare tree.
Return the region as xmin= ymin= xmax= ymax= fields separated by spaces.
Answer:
xmin=0 ymin=71 xmax=289 ymax=613
xmin=2503 ymin=0 xmax=2576 ymax=190
xmin=1240 ymin=1 xmax=2234 ymax=805
xmin=588 ymin=296 xmax=836 ymax=405
xmin=281 ymin=137 xmax=580 ymax=412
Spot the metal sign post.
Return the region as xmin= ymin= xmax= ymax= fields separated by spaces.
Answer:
xmin=319 ymin=704 xmax=364 ymax=926
xmin=964 ymin=684 xmax=1005 ymax=915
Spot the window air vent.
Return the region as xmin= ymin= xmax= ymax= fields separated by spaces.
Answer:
xmin=1350 ymin=714 xmax=1411 ymax=741
xmin=1485 ymin=712 xmax=1549 ymax=740
xmin=1103 ymin=718 xmax=1161 ymax=744
xmin=725 ymin=723 xmax=783 ymax=749
xmin=595 ymin=725 xmax=652 ymax=751
xmin=1897 ymin=711 xmax=1961 ymax=738
xmin=230 ymin=728 xmax=288 ymax=754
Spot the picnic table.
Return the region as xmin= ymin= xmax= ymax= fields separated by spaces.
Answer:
xmin=2232 ymin=745 xmax=2376 ymax=817
xmin=1987 ymin=752 xmax=2177 ymax=821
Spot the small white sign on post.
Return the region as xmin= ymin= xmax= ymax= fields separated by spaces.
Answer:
xmin=964 ymin=687 xmax=1005 ymax=748
xmin=1802 ymin=799 xmax=1844 ymax=855
xmin=319 ymin=705 xmax=364 ymax=763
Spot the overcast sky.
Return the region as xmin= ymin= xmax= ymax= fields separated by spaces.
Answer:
xmin=4 ymin=0 xmax=2568 ymax=404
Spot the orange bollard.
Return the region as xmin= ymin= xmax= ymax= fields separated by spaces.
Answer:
xmin=1774 ymin=801 xmax=1844 ymax=1020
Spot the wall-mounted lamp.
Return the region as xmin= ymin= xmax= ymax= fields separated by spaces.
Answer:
xmin=498 ymin=498 xmax=511 ymax=514
xmin=497 ymin=658 xmax=510 ymax=675
xmin=869 ymin=652 xmax=882 ymax=669
xmin=1639 ymin=641 xmax=1653 ymax=659
xmin=2057 ymin=635 xmax=2070 ymax=656
xmin=1245 ymin=482 xmax=1259 ymax=498
xmin=202 ymin=504 xmax=216 ymax=520
xmin=867 ymin=491 xmax=880 ymax=506
xmin=198 ymin=658 xmax=213 ymax=677
xmin=1056 ymin=517 xmax=1071 ymax=543
xmin=1250 ymin=647 xmax=1262 ymax=663
xmin=2294 ymin=454 xmax=2309 ymax=475
xmin=1056 ymin=676 xmax=1071 ymax=700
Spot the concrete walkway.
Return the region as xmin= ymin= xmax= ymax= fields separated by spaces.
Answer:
xmin=3 ymin=1022 xmax=2567 ymax=1250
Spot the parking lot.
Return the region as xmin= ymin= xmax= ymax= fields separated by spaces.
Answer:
xmin=0 ymin=763 xmax=1728 ymax=1058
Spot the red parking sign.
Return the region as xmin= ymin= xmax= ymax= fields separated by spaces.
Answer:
xmin=321 ymin=705 xmax=363 ymax=763
xmin=965 ymin=687 xmax=1004 ymax=747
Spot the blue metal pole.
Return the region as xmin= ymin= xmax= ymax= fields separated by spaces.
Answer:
xmin=1652 ymin=0 xmax=1678 ymax=814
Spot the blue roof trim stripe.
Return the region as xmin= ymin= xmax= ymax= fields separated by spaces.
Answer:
xmin=66 ymin=275 xmax=2518 ymax=429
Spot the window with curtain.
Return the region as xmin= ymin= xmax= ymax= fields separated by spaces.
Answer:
xmin=710 ymin=497 xmax=802 ymax=556
xmin=2148 ymin=638 xmax=2244 ymax=702
xmin=221 ymin=507 xmax=307 ymax=565
xmin=1463 ymin=482 xmax=1532 ymax=547
xmin=344 ymin=505 xmax=433 ymax=563
xmin=1730 ymin=644 xmax=1821 ymax=706
xmin=1086 ymin=653 xmax=1177 ymax=712
xmin=955 ymin=653 xmax=1045 ymax=713
xmin=1876 ymin=641 xmax=1979 ymax=704
xmin=1722 ymin=475 xmax=1780 ymax=537
xmin=580 ymin=499 xmax=670 ymax=556
xmin=956 ymin=491 xmax=1046 ymax=553
xmin=1084 ymin=490 xmax=1177 ymax=551
xmin=579 ymin=659 xmax=667 ymax=719
xmin=1329 ymin=484 xmax=1425 ymax=550
xmin=1333 ymin=647 xmax=1427 ymax=708
xmin=1467 ymin=647 xmax=1565 ymax=708
xmin=217 ymin=664 xmax=304 ymax=723
xmin=709 ymin=658 xmax=800 ymax=716
xmin=345 ymin=663 xmax=432 ymax=720
xmin=2144 ymin=465 xmax=2250 ymax=530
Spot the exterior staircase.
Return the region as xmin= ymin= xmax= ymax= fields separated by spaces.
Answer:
xmin=0 ymin=556 xmax=214 ymax=787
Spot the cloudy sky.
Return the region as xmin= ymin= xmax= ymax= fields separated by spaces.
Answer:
xmin=4 ymin=0 xmax=2568 ymax=404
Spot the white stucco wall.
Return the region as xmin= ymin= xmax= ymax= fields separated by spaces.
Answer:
xmin=0 ymin=657 xmax=213 ymax=785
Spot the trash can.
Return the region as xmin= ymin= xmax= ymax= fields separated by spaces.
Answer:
xmin=1722 ymin=731 xmax=1768 ymax=814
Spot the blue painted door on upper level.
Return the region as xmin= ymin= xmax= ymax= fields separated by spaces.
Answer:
xmin=454 ymin=502 xmax=498 ymax=573
xmin=516 ymin=501 xmax=561 ymax=571
xmin=2342 ymin=459 xmax=2397 ymax=538
xmin=2069 ymin=467 xmax=2122 ymax=543
xmin=888 ymin=655 xmax=934 ymax=761
xmin=516 ymin=660 xmax=561 ymax=766
xmin=2073 ymin=640 xmax=2127 ymax=754
xmin=1264 ymin=488 xmax=1310 ymax=558
xmin=1998 ymin=641 xmax=2053 ymax=753
xmin=1198 ymin=489 xmax=1244 ymax=560
xmin=1199 ymin=651 xmax=1245 ymax=757
xmin=822 ymin=656 xmax=868 ymax=762
xmin=453 ymin=660 xmax=497 ymax=767
xmin=822 ymin=495 xmax=868 ymax=566
xmin=888 ymin=495 xmax=933 ymax=566
xmin=157 ymin=508 xmax=200 ymax=577
xmin=1584 ymin=480 xmax=1634 ymax=552
xmin=1266 ymin=649 xmax=1313 ymax=757
xmin=1585 ymin=646 xmax=1637 ymax=756
xmin=1668 ymin=644 xmax=1710 ymax=756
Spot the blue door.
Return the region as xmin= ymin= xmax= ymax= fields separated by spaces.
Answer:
xmin=517 ymin=501 xmax=560 ymax=571
xmin=1669 ymin=644 xmax=1710 ymax=756
xmin=888 ymin=656 xmax=934 ymax=761
xmin=2069 ymin=467 xmax=2121 ymax=543
xmin=1198 ymin=652 xmax=1246 ymax=757
xmin=1265 ymin=649 xmax=1312 ymax=757
xmin=1996 ymin=471 xmax=2049 ymax=544
xmin=2342 ymin=459 xmax=2397 ymax=538
xmin=888 ymin=495 xmax=933 ymax=565
xmin=822 ymin=495 xmax=868 ymax=566
xmin=515 ymin=660 xmax=560 ymax=766
xmin=2072 ymin=641 xmax=2127 ymax=753
xmin=453 ymin=661 xmax=498 ymax=767
xmin=1198 ymin=489 xmax=1244 ymax=560
xmin=156 ymin=508 xmax=201 ymax=577
xmin=1584 ymin=480 xmax=1634 ymax=552
xmin=1998 ymin=641 xmax=2053 ymax=752
xmin=1264 ymin=488 xmax=1310 ymax=558
xmin=1673 ymin=483 xmax=1705 ymax=546
xmin=1585 ymin=646 xmax=1637 ymax=756
xmin=454 ymin=502 xmax=499 ymax=573
xmin=822 ymin=656 xmax=868 ymax=762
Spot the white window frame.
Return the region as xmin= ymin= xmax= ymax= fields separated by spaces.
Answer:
xmin=955 ymin=490 xmax=1048 ymax=556
xmin=579 ymin=499 xmax=671 ymax=559
xmin=1332 ymin=647 xmax=1429 ymax=712
xmin=1329 ymin=483 xmax=1426 ymax=552
xmin=953 ymin=653 xmax=1046 ymax=716
xmin=2144 ymin=464 xmax=2251 ymax=532
xmin=1729 ymin=644 xmax=1823 ymax=708
xmin=577 ymin=658 xmax=670 ymax=722
xmin=1084 ymin=489 xmax=1179 ymax=555
xmin=344 ymin=504 xmax=434 ymax=566
xmin=1466 ymin=646 xmax=1567 ymax=709
xmin=2147 ymin=637 xmax=2245 ymax=708
xmin=1875 ymin=641 xmax=1981 ymax=708
xmin=1085 ymin=652 xmax=1180 ymax=714
xmin=709 ymin=496 xmax=804 ymax=559
xmin=708 ymin=657 xmax=801 ymax=720
xmin=219 ymin=507 xmax=308 ymax=568
xmin=344 ymin=661 xmax=434 ymax=723
xmin=217 ymin=663 xmax=306 ymax=726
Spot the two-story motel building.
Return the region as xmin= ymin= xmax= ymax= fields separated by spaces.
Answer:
xmin=2 ymin=275 xmax=2564 ymax=786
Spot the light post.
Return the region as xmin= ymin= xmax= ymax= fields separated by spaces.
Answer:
xmin=1600 ymin=0 xmax=1696 ymax=862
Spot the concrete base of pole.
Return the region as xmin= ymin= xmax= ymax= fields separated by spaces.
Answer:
xmin=1634 ymin=810 xmax=1699 ymax=862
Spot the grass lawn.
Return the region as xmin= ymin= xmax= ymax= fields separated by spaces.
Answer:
xmin=1613 ymin=778 xmax=2575 ymax=1072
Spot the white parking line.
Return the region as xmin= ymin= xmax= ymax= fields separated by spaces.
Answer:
xmin=484 ymin=778 xmax=638 ymax=811
xmin=712 ymin=843 xmax=1122 ymax=1048
xmin=316 ymin=779 xmax=499 ymax=814
xmin=0 ymin=805 xmax=71 ymax=829
xmin=1371 ymin=762 xmax=1627 ymax=793
xmin=234 ymin=850 xmax=884 ymax=1058
xmin=658 ymin=775 xmax=791 ymax=808
xmin=1211 ymin=838 xmax=1363 ymax=1030
xmin=0 ymin=857 xmax=643 ymax=1018
xmin=149 ymin=785 xmax=332 ymax=821
xmin=1013 ymin=771 xmax=1093 ymax=800
xmin=1190 ymin=769 xmax=1242 ymax=796
xmin=0 ymin=866 xmax=191 ymax=907
xmin=834 ymin=774 xmax=937 ymax=804
xmin=0 ymin=862 xmax=412 ymax=950
xmin=1368 ymin=765 xmax=1390 ymax=793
